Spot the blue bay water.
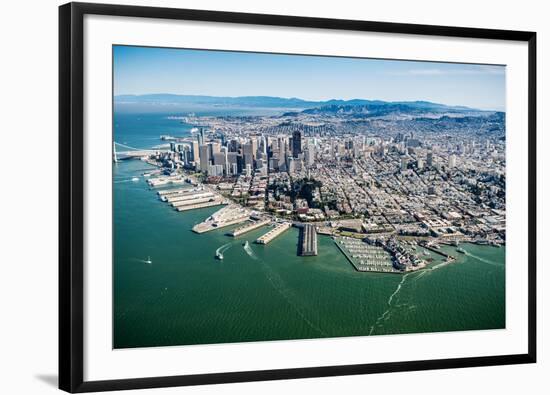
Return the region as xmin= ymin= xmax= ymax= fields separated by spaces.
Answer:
xmin=113 ymin=112 xmax=505 ymax=349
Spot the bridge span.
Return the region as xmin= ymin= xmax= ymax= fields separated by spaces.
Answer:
xmin=113 ymin=142 xmax=169 ymax=162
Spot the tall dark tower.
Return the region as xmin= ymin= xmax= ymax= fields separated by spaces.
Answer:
xmin=292 ymin=129 xmax=302 ymax=157
xmin=197 ymin=128 xmax=205 ymax=146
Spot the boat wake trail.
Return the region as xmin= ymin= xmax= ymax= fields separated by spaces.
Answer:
xmin=369 ymin=273 xmax=412 ymax=335
xmin=431 ymin=261 xmax=451 ymax=270
xmin=465 ymin=252 xmax=502 ymax=267
xmin=413 ymin=260 xmax=451 ymax=282
xmin=131 ymin=257 xmax=152 ymax=264
xmin=243 ymin=242 xmax=258 ymax=260
xmin=215 ymin=243 xmax=232 ymax=257
xmin=258 ymin=259 xmax=328 ymax=337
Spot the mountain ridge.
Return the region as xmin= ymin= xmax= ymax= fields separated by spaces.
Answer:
xmin=114 ymin=94 xmax=487 ymax=112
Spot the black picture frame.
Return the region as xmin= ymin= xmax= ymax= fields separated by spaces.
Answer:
xmin=59 ymin=2 xmax=537 ymax=392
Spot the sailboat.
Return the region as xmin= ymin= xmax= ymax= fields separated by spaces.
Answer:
xmin=145 ymin=256 xmax=152 ymax=264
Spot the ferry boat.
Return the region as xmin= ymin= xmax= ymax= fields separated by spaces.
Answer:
xmin=456 ymin=247 xmax=466 ymax=254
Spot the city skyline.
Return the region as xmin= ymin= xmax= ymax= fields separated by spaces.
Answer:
xmin=114 ymin=45 xmax=506 ymax=111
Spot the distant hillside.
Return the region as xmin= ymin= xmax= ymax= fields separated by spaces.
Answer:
xmin=114 ymin=94 xmax=481 ymax=113
xmin=114 ymin=94 xmax=317 ymax=108
xmin=296 ymin=102 xmax=483 ymax=118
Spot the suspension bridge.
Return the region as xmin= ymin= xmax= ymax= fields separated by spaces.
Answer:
xmin=113 ymin=142 xmax=169 ymax=162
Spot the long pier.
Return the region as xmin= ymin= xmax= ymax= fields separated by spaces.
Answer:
xmin=175 ymin=200 xmax=226 ymax=212
xmin=172 ymin=197 xmax=218 ymax=208
xmin=422 ymin=244 xmax=456 ymax=260
xmin=298 ymin=224 xmax=318 ymax=256
xmin=256 ymin=222 xmax=292 ymax=244
xmin=169 ymin=192 xmax=215 ymax=204
xmin=157 ymin=187 xmax=194 ymax=196
xmin=229 ymin=218 xmax=271 ymax=237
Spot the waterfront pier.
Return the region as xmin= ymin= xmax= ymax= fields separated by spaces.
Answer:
xmin=192 ymin=206 xmax=250 ymax=233
xmin=147 ymin=176 xmax=187 ymax=188
xmin=169 ymin=192 xmax=215 ymax=205
xmin=421 ymin=243 xmax=456 ymax=261
xmin=298 ymin=224 xmax=318 ymax=256
xmin=172 ymin=197 xmax=218 ymax=208
xmin=229 ymin=218 xmax=271 ymax=237
xmin=157 ymin=187 xmax=195 ymax=196
xmin=175 ymin=200 xmax=226 ymax=212
xmin=256 ymin=222 xmax=292 ymax=244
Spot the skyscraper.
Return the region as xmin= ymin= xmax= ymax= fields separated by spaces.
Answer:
xmin=227 ymin=152 xmax=238 ymax=175
xmin=261 ymin=134 xmax=268 ymax=157
xmin=400 ymin=157 xmax=408 ymax=171
xmin=305 ymin=142 xmax=315 ymax=166
xmin=191 ymin=141 xmax=199 ymax=163
xmin=209 ymin=142 xmax=220 ymax=158
xmin=197 ymin=128 xmax=205 ymax=146
xmin=213 ymin=152 xmax=226 ymax=166
xmin=243 ymin=142 xmax=254 ymax=169
xmin=250 ymin=137 xmax=258 ymax=160
xmin=448 ymin=154 xmax=457 ymax=168
xmin=199 ymin=144 xmax=210 ymax=173
xmin=292 ymin=130 xmax=302 ymax=157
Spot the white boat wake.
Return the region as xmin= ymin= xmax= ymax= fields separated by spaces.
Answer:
xmin=465 ymin=252 xmax=502 ymax=267
xmin=215 ymin=243 xmax=232 ymax=257
xmin=369 ymin=272 xmax=412 ymax=335
xmin=413 ymin=260 xmax=452 ymax=282
xmin=258 ymin=258 xmax=328 ymax=337
xmin=243 ymin=242 xmax=258 ymax=260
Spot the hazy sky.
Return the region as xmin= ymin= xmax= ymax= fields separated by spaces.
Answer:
xmin=113 ymin=45 xmax=506 ymax=111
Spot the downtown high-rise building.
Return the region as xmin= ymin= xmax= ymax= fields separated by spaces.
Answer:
xmin=209 ymin=142 xmax=220 ymax=159
xmin=191 ymin=141 xmax=199 ymax=163
xmin=292 ymin=130 xmax=302 ymax=157
xmin=199 ymin=144 xmax=210 ymax=172
xmin=448 ymin=154 xmax=457 ymax=168
xmin=243 ymin=142 xmax=255 ymax=169
xmin=197 ymin=128 xmax=206 ymax=146
xmin=305 ymin=142 xmax=315 ymax=167
xmin=261 ymin=134 xmax=268 ymax=157
xmin=250 ymin=137 xmax=258 ymax=160
xmin=427 ymin=151 xmax=434 ymax=167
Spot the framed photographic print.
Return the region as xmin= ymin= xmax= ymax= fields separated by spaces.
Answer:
xmin=59 ymin=2 xmax=537 ymax=392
